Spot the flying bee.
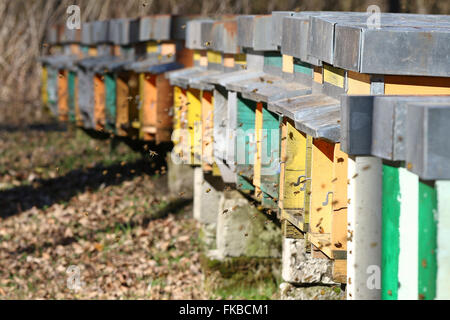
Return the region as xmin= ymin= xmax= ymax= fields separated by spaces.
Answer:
xmin=149 ymin=150 xmax=158 ymax=157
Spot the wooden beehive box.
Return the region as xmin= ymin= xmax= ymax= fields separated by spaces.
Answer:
xmin=235 ymin=95 xmax=257 ymax=191
xmin=139 ymin=72 xmax=174 ymax=143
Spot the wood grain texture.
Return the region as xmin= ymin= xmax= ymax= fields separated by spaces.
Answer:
xmin=385 ymin=75 xmax=450 ymax=95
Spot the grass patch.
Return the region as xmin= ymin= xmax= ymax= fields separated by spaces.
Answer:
xmin=201 ymin=255 xmax=281 ymax=300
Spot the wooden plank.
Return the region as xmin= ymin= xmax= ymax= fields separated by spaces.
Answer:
xmin=88 ymin=47 xmax=97 ymax=57
xmin=161 ymin=42 xmax=175 ymax=56
xmin=304 ymin=135 xmax=313 ymax=232
xmin=57 ymin=70 xmax=69 ymax=122
xmin=331 ymin=143 xmax=348 ymax=282
xmin=436 ymin=181 xmax=450 ymax=300
xmin=398 ymin=168 xmax=419 ymax=300
xmin=105 ymin=73 xmax=116 ymax=132
xmin=381 ymin=163 xmax=401 ymax=300
xmin=93 ymin=74 xmax=106 ymax=131
xmin=278 ymin=118 xmax=287 ymax=212
xmin=223 ymin=54 xmax=235 ymax=68
xmin=41 ymin=66 xmax=48 ymax=110
xmin=309 ymin=138 xmax=334 ymax=258
xmin=47 ymin=67 xmax=58 ymax=117
xmin=281 ymin=120 xmax=307 ymax=230
xmin=127 ymin=72 xmax=140 ymax=139
xmin=282 ymin=219 xmax=304 ymax=239
xmin=253 ymin=102 xmax=263 ymax=193
xmin=333 ymin=259 xmax=347 ymax=284
xmin=68 ymin=71 xmax=76 ymax=123
xmin=418 ymin=180 xmax=437 ymax=300
xmin=155 ymin=74 xmax=173 ymax=143
xmin=323 ymin=63 xmax=345 ymax=88
xmin=293 ymin=58 xmax=313 ymax=76
xmin=347 ymin=71 xmax=371 ymax=95
xmin=207 ymin=51 xmax=222 ymax=65
xmin=178 ymin=87 xmax=190 ymax=163
xmin=282 ymin=55 xmax=294 ymax=73
xmin=313 ymin=66 xmax=323 ymax=84
xmin=187 ymin=88 xmax=202 ymax=165
xmin=74 ymin=75 xmax=83 ymax=127
xmin=201 ymin=90 xmax=214 ymax=171
xmin=235 ymin=53 xmax=246 ymax=66
xmin=176 ymin=46 xmax=194 ymax=68
xmin=173 ymin=86 xmax=182 ymax=145
xmin=385 ymin=75 xmax=450 ymax=95
xmin=140 ymin=73 xmax=156 ymax=141
xmin=235 ymin=95 xmax=256 ymax=191
xmin=115 ymin=73 xmax=130 ymax=137
xmin=264 ymin=51 xmax=282 ymax=68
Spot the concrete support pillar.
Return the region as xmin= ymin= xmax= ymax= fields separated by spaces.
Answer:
xmin=281 ymin=238 xmax=335 ymax=284
xmin=167 ymin=151 xmax=194 ymax=199
xmin=211 ymin=190 xmax=281 ymax=260
xmin=279 ymin=282 xmax=345 ymax=300
xmin=193 ymin=167 xmax=224 ymax=225
xmin=193 ymin=167 xmax=225 ymax=250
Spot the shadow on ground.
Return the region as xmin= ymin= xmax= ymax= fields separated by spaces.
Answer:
xmin=0 ymin=157 xmax=166 ymax=219
xmin=11 ymin=197 xmax=193 ymax=257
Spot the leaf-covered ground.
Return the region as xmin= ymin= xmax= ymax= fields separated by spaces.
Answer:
xmin=0 ymin=119 xmax=279 ymax=300
xmin=0 ymin=122 xmax=206 ymax=299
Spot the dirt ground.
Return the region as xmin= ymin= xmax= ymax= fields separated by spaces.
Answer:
xmin=0 ymin=111 xmax=280 ymax=300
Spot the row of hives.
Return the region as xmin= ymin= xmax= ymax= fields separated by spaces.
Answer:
xmin=41 ymin=12 xmax=450 ymax=300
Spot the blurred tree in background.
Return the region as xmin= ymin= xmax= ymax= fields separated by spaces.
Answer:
xmin=0 ymin=0 xmax=448 ymax=124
